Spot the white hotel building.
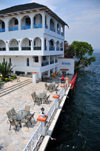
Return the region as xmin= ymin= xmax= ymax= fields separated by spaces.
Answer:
xmin=0 ymin=3 xmax=68 ymax=79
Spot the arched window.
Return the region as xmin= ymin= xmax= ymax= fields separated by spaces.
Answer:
xmin=49 ymin=39 xmax=55 ymax=50
xmin=0 ymin=20 xmax=5 ymax=32
xmin=0 ymin=40 xmax=6 ymax=51
xmin=50 ymin=19 xmax=55 ymax=32
xmin=9 ymin=18 xmax=18 ymax=31
xmin=61 ymin=25 xmax=64 ymax=36
xmin=45 ymin=15 xmax=48 ymax=29
xmin=56 ymin=41 xmax=60 ymax=51
xmin=9 ymin=39 xmax=19 ymax=51
xmin=57 ymin=23 xmax=60 ymax=34
xmin=60 ymin=42 xmax=63 ymax=51
xmin=34 ymin=14 xmax=42 ymax=28
xmin=21 ymin=16 xmax=31 ymax=30
xmin=34 ymin=37 xmax=41 ymax=50
xmin=21 ymin=38 xmax=31 ymax=50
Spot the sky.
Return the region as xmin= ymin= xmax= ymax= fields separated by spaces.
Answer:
xmin=0 ymin=0 xmax=100 ymax=52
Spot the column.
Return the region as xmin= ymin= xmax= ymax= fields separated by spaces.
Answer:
xmin=5 ymin=19 xmax=9 ymax=32
xmin=42 ymin=12 xmax=45 ymax=29
xmin=18 ymin=40 xmax=21 ymax=51
xmin=31 ymin=39 xmax=33 ymax=51
xmin=18 ymin=17 xmax=21 ymax=30
xmin=6 ymin=41 xmax=9 ymax=51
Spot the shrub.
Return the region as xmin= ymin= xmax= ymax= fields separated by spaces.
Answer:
xmin=11 ymin=75 xmax=17 ymax=80
xmin=5 ymin=78 xmax=10 ymax=82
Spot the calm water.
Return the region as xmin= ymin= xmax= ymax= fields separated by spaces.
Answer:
xmin=46 ymin=53 xmax=100 ymax=151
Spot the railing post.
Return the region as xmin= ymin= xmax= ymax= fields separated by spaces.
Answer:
xmin=37 ymin=107 xmax=48 ymax=136
xmin=60 ymin=84 xmax=66 ymax=95
xmin=65 ymin=77 xmax=69 ymax=89
xmin=53 ymin=93 xmax=60 ymax=109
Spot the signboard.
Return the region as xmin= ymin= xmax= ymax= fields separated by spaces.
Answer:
xmin=58 ymin=58 xmax=74 ymax=74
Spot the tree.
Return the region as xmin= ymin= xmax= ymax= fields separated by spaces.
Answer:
xmin=0 ymin=61 xmax=13 ymax=77
xmin=64 ymin=41 xmax=74 ymax=58
xmin=70 ymin=41 xmax=96 ymax=70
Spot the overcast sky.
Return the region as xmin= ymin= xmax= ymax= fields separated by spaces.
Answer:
xmin=0 ymin=0 xmax=100 ymax=51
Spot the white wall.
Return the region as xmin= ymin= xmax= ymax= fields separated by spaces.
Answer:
xmin=58 ymin=58 xmax=74 ymax=74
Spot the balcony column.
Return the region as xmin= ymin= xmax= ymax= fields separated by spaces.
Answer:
xmin=54 ymin=41 xmax=56 ymax=51
xmin=18 ymin=18 xmax=21 ymax=30
xmin=18 ymin=40 xmax=21 ymax=51
xmin=49 ymin=56 xmax=50 ymax=65
xmin=47 ymin=39 xmax=49 ymax=51
xmin=42 ymin=12 xmax=45 ymax=29
xmin=31 ymin=39 xmax=33 ymax=51
xmin=30 ymin=16 xmax=33 ymax=29
xmin=5 ymin=19 xmax=9 ymax=32
xmin=55 ymin=21 xmax=57 ymax=33
xmin=48 ymin=15 xmax=50 ymax=30
xmin=42 ymin=38 xmax=44 ymax=52
xmin=6 ymin=41 xmax=9 ymax=51
xmin=39 ymin=56 xmax=42 ymax=66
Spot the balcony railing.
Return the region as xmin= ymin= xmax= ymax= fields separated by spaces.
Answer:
xmin=45 ymin=25 xmax=48 ymax=29
xmin=45 ymin=46 xmax=47 ymax=51
xmin=50 ymin=27 xmax=55 ymax=32
xmin=56 ymin=47 xmax=59 ymax=51
xmin=49 ymin=46 xmax=55 ymax=51
xmin=0 ymin=28 xmax=5 ymax=32
xmin=55 ymin=59 xmax=58 ymax=63
xmin=60 ymin=48 xmax=63 ymax=51
xmin=34 ymin=24 xmax=42 ymax=28
xmin=9 ymin=27 xmax=18 ymax=31
xmin=61 ymin=32 xmax=64 ymax=36
xmin=22 ymin=47 xmax=31 ymax=50
xmin=50 ymin=60 xmax=54 ymax=64
xmin=9 ymin=47 xmax=19 ymax=51
xmin=21 ymin=25 xmax=31 ymax=30
xmin=57 ymin=31 xmax=60 ymax=34
xmin=42 ymin=62 xmax=49 ymax=66
xmin=34 ymin=46 xmax=41 ymax=50
xmin=0 ymin=47 xmax=6 ymax=51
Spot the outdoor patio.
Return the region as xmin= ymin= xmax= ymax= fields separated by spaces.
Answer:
xmin=0 ymin=75 xmax=72 ymax=151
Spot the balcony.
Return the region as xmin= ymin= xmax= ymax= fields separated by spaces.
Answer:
xmin=56 ymin=47 xmax=59 ymax=51
xmin=0 ymin=28 xmax=5 ymax=32
xmin=9 ymin=47 xmax=19 ymax=51
xmin=50 ymin=60 xmax=54 ymax=64
xmin=55 ymin=59 xmax=58 ymax=63
xmin=42 ymin=62 xmax=49 ymax=66
xmin=21 ymin=25 xmax=30 ymax=30
xmin=22 ymin=47 xmax=31 ymax=50
xmin=34 ymin=46 xmax=41 ymax=50
xmin=45 ymin=46 xmax=47 ymax=51
xmin=57 ymin=31 xmax=60 ymax=34
xmin=61 ymin=32 xmax=64 ymax=36
xmin=0 ymin=47 xmax=6 ymax=51
xmin=9 ymin=27 xmax=18 ymax=31
xmin=50 ymin=27 xmax=55 ymax=32
xmin=49 ymin=47 xmax=55 ymax=51
xmin=34 ymin=24 xmax=42 ymax=28
xmin=60 ymin=48 xmax=63 ymax=51
xmin=45 ymin=25 xmax=48 ymax=29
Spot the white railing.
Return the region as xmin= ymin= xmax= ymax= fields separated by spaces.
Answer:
xmin=47 ymin=100 xmax=57 ymax=122
xmin=23 ymin=86 xmax=67 ymax=151
xmin=23 ymin=123 xmax=41 ymax=151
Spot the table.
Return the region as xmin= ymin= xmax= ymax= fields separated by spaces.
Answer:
xmin=38 ymin=93 xmax=46 ymax=104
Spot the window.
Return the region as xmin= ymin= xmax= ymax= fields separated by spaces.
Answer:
xmin=15 ymin=19 xmax=18 ymax=25
xmin=43 ymin=56 xmax=46 ymax=61
xmin=29 ymin=40 xmax=31 ymax=46
xmin=27 ymin=58 xmax=29 ymax=66
xmin=26 ymin=18 xmax=30 ymax=25
xmin=34 ymin=56 xmax=38 ymax=62
xmin=3 ymin=58 xmax=5 ymax=63
xmin=9 ymin=58 xmax=12 ymax=66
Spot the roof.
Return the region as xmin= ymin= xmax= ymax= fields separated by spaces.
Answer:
xmin=0 ymin=2 xmax=68 ymax=26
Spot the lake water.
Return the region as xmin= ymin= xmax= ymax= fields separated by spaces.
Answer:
xmin=46 ymin=53 xmax=100 ymax=151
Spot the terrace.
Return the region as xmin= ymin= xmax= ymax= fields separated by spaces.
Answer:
xmin=0 ymin=75 xmax=72 ymax=151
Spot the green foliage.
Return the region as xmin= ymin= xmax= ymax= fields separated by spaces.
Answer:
xmin=64 ymin=41 xmax=96 ymax=70
xmin=11 ymin=75 xmax=17 ymax=80
xmin=0 ymin=77 xmax=3 ymax=82
xmin=0 ymin=61 xmax=13 ymax=78
xmin=5 ymin=77 xmax=10 ymax=82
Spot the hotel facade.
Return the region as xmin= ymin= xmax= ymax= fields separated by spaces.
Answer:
xmin=0 ymin=3 xmax=68 ymax=79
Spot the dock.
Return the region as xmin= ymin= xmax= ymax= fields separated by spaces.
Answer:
xmin=0 ymin=75 xmax=73 ymax=151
